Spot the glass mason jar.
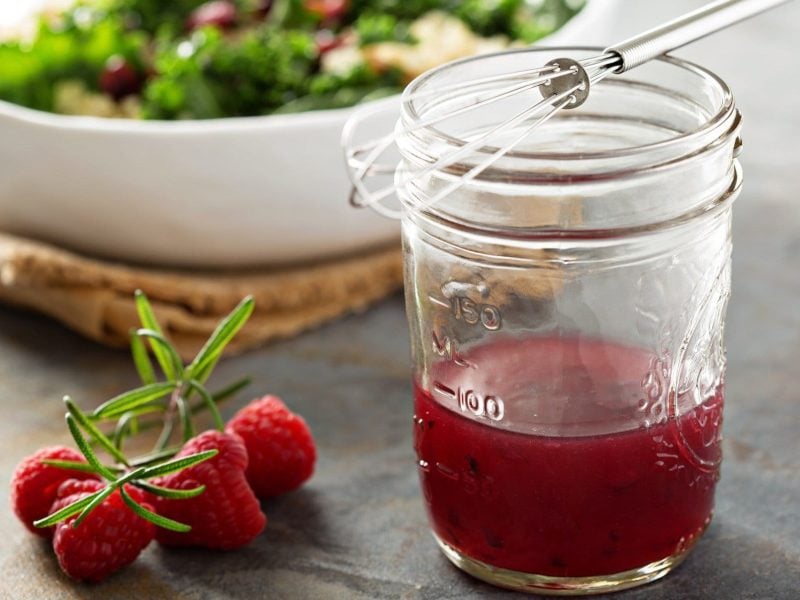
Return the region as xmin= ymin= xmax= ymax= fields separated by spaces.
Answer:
xmin=400 ymin=48 xmax=741 ymax=595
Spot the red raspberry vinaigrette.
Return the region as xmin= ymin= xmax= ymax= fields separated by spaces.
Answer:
xmin=412 ymin=336 xmax=723 ymax=578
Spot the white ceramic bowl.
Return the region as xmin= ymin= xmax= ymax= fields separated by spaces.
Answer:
xmin=0 ymin=0 xmax=616 ymax=268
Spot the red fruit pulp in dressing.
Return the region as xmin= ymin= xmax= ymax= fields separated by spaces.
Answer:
xmin=413 ymin=336 xmax=723 ymax=577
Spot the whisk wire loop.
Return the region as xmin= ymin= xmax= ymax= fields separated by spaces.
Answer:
xmin=343 ymin=58 xmax=601 ymax=214
xmin=343 ymin=64 xmax=590 ymax=210
xmin=403 ymin=85 xmax=584 ymax=215
xmin=349 ymin=82 xmax=577 ymax=215
xmin=343 ymin=0 xmax=790 ymax=219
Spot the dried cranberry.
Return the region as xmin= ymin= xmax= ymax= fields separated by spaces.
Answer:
xmin=187 ymin=1 xmax=237 ymax=31
xmin=304 ymin=0 xmax=349 ymax=22
xmin=99 ymin=56 xmax=141 ymax=101
xmin=314 ymin=29 xmax=342 ymax=55
xmin=253 ymin=0 xmax=274 ymax=19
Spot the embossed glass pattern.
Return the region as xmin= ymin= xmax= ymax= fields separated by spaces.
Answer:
xmin=401 ymin=48 xmax=740 ymax=595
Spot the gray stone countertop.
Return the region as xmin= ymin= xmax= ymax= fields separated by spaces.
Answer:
xmin=1 ymin=1 xmax=799 ymax=598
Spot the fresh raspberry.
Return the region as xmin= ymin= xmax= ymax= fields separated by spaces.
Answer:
xmin=152 ymin=430 xmax=266 ymax=550
xmin=10 ymin=446 xmax=100 ymax=537
xmin=226 ymin=396 xmax=316 ymax=498
xmin=50 ymin=479 xmax=155 ymax=583
xmin=187 ymin=0 xmax=237 ymax=31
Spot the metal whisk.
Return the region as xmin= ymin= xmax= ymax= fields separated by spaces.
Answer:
xmin=343 ymin=0 xmax=791 ymax=218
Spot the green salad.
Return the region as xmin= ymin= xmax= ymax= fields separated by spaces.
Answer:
xmin=0 ymin=0 xmax=584 ymax=120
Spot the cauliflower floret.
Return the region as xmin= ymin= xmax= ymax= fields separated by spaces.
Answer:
xmin=54 ymin=80 xmax=141 ymax=119
xmin=363 ymin=11 xmax=513 ymax=81
xmin=321 ymin=44 xmax=365 ymax=76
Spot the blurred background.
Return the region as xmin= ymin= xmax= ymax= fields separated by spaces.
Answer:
xmin=0 ymin=0 xmax=795 ymax=351
xmin=0 ymin=0 xmax=796 ymax=355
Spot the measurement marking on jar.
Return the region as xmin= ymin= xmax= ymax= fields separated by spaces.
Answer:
xmin=428 ymin=292 xmax=503 ymax=331
xmin=427 ymin=294 xmax=450 ymax=309
xmin=433 ymin=382 xmax=457 ymax=399
xmin=431 ymin=280 xmax=504 ymax=329
xmin=452 ymin=295 xmax=500 ymax=330
xmin=432 ymin=330 xmax=474 ymax=368
xmin=452 ymin=296 xmax=502 ymax=330
xmin=428 ymin=295 xmax=503 ymax=331
xmin=433 ymin=381 xmax=505 ymax=422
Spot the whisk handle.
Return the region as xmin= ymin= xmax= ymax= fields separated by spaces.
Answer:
xmin=606 ymin=0 xmax=791 ymax=72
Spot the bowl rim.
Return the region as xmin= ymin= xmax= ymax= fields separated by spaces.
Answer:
xmin=0 ymin=0 xmax=610 ymax=133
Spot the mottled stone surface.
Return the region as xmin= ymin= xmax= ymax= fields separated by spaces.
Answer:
xmin=1 ymin=1 xmax=799 ymax=598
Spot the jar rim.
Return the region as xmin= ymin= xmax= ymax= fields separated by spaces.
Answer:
xmin=407 ymin=160 xmax=742 ymax=245
xmin=401 ymin=46 xmax=736 ymax=162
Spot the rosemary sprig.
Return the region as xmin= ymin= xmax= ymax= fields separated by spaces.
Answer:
xmin=32 ymin=290 xmax=256 ymax=532
xmin=34 ymin=399 xmax=218 ymax=533
xmin=89 ymin=291 xmax=253 ymax=452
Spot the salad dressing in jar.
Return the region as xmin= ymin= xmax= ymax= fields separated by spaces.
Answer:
xmin=397 ymin=47 xmax=740 ymax=594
